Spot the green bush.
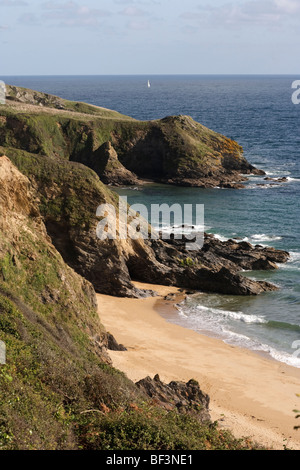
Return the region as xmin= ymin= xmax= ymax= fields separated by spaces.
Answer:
xmin=76 ymin=406 xmax=258 ymax=451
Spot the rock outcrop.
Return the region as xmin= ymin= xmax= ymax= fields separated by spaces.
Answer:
xmin=126 ymin=234 xmax=287 ymax=296
xmin=0 ymin=149 xmax=288 ymax=298
xmin=0 ymin=86 xmax=288 ymax=298
xmin=136 ymin=375 xmax=211 ymax=424
xmin=0 ymin=155 xmax=109 ymax=357
xmin=1 ymin=85 xmax=265 ymax=189
xmin=112 ymin=115 xmax=263 ymax=188
xmin=106 ymin=332 xmax=127 ymax=351
xmin=91 ymin=141 xmax=141 ymax=186
xmin=6 ymin=85 xmax=66 ymax=110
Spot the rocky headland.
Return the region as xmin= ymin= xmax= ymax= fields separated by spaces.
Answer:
xmin=1 ymin=154 xmax=238 ymax=450
xmin=3 ymin=84 xmax=264 ymax=188
xmin=0 ymin=86 xmax=292 ymax=450
xmin=0 ymin=85 xmax=289 ymax=299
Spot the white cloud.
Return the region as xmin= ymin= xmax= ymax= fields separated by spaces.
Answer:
xmin=119 ymin=6 xmax=149 ymax=17
xmin=41 ymin=1 xmax=111 ymax=27
xmin=181 ymin=0 xmax=300 ymax=29
xmin=42 ymin=1 xmax=78 ymax=10
xmin=275 ymin=0 xmax=300 ymax=13
xmin=126 ymin=19 xmax=150 ymax=30
xmin=19 ymin=12 xmax=40 ymax=25
xmin=0 ymin=0 xmax=27 ymax=5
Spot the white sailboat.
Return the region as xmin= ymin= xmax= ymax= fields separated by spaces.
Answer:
xmin=147 ymin=80 xmax=151 ymax=88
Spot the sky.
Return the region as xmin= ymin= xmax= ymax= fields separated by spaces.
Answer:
xmin=0 ymin=0 xmax=299 ymax=75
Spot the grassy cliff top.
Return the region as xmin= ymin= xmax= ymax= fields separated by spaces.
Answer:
xmin=5 ymin=84 xmax=135 ymax=121
xmin=1 ymin=84 xmax=256 ymax=188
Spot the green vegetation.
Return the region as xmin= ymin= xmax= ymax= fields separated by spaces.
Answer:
xmin=0 ymin=85 xmax=247 ymax=186
xmin=176 ymin=257 xmax=203 ymax=268
xmin=0 ymin=195 xmax=140 ymax=449
xmin=0 ymin=287 xmax=139 ymax=450
xmin=76 ymin=406 xmax=257 ymax=451
xmin=0 ymin=162 xmax=260 ymax=451
xmin=0 ymin=87 xmax=259 ymax=450
xmin=0 ymin=239 xmax=260 ymax=450
xmin=0 ymin=145 xmax=118 ymax=231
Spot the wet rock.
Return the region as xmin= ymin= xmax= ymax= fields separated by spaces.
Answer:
xmin=264 ymin=177 xmax=288 ymax=183
xmin=219 ymin=182 xmax=246 ymax=189
xmin=164 ymin=293 xmax=178 ymax=301
xmin=128 ymin=233 xmax=289 ymax=296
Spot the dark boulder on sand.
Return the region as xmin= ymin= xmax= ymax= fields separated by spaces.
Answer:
xmin=136 ymin=374 xmax=211 ymax=424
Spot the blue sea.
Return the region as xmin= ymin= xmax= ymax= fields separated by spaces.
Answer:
xmin=4 ymin=75 xmax=300 ymax=368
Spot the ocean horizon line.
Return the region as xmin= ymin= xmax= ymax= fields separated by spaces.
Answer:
xmin=1 ymin=73 xmax=299 ymax=78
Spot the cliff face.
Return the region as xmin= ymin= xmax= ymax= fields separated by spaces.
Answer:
xmin=112 ymin=115 xmax=262 ymax=187
xmin=0 ymin=146 xmax=287 ymax=299
xmin=1 ymin=85 xmax=263 ymax=188
xmin=0 ymin=87 xmax=286 ymax=450
xmin=0 ymin=85 xmax=285 ymax=301
xmin=0 ymin=157 xmax=257 ymax=451
xmin=0 ymin=155 xmax=109 ymax=359
xmin=0 ymin=156 xmax=117 ymax=448
xmin=0 ymin=148 xmax=156 ymax=298
xmin=91 ymin=141 xmax=141 ymax=186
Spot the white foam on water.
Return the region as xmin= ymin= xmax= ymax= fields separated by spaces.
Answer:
xmin=237 ymin=234 xmax=282 ymax=247
xmin=287 ymin=177 xmax=300 ymax=182
xmin=245 ymin=184 xmax=278 ymax=190
xmin=175 ymin=301 xmax=300 ymax=369
xmin=279 ymin=265 xmax=300 ymax=272
xmin=245 ymin=171 xmax=300 ymax=189
xmin=213 ymin=234 xmax=228 ymax=242
xmin=159 ymin=223 xmax=208 ymax=235
xmin=213 ymin=233 xmax=282 ymax=245
xmin=250 ymin=234 xmax=282 ymax=242
xmin=279 ymin=251 xmax=300 ymax=271
xmin=290 ymin=252 xmax=300 ymax=262
xmin=196 ymin=305 xmax=267 ymax=325
xmin=222 ymin=330 xmax=300 ymax=368
xmin=221 ymin=328 xmax=270 ymax=351
xmin=265 ymin=170 xmax=291 ymax=177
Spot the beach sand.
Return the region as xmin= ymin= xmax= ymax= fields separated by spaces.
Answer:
xmin=97 ymin=282 xmax=300 ymax=450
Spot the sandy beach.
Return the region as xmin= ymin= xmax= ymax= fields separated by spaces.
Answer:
xmin=97 ymin=282 xmax=300 ymax=450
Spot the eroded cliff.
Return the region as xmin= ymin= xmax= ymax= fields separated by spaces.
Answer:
xmin=0 ymin=157 xmax=257 ymax=451
xmin=1 ymin=85 xmax=263 ymax=188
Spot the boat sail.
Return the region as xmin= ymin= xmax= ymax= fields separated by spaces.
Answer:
xmin=148 ymin=80 xmax=151 ymax=88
